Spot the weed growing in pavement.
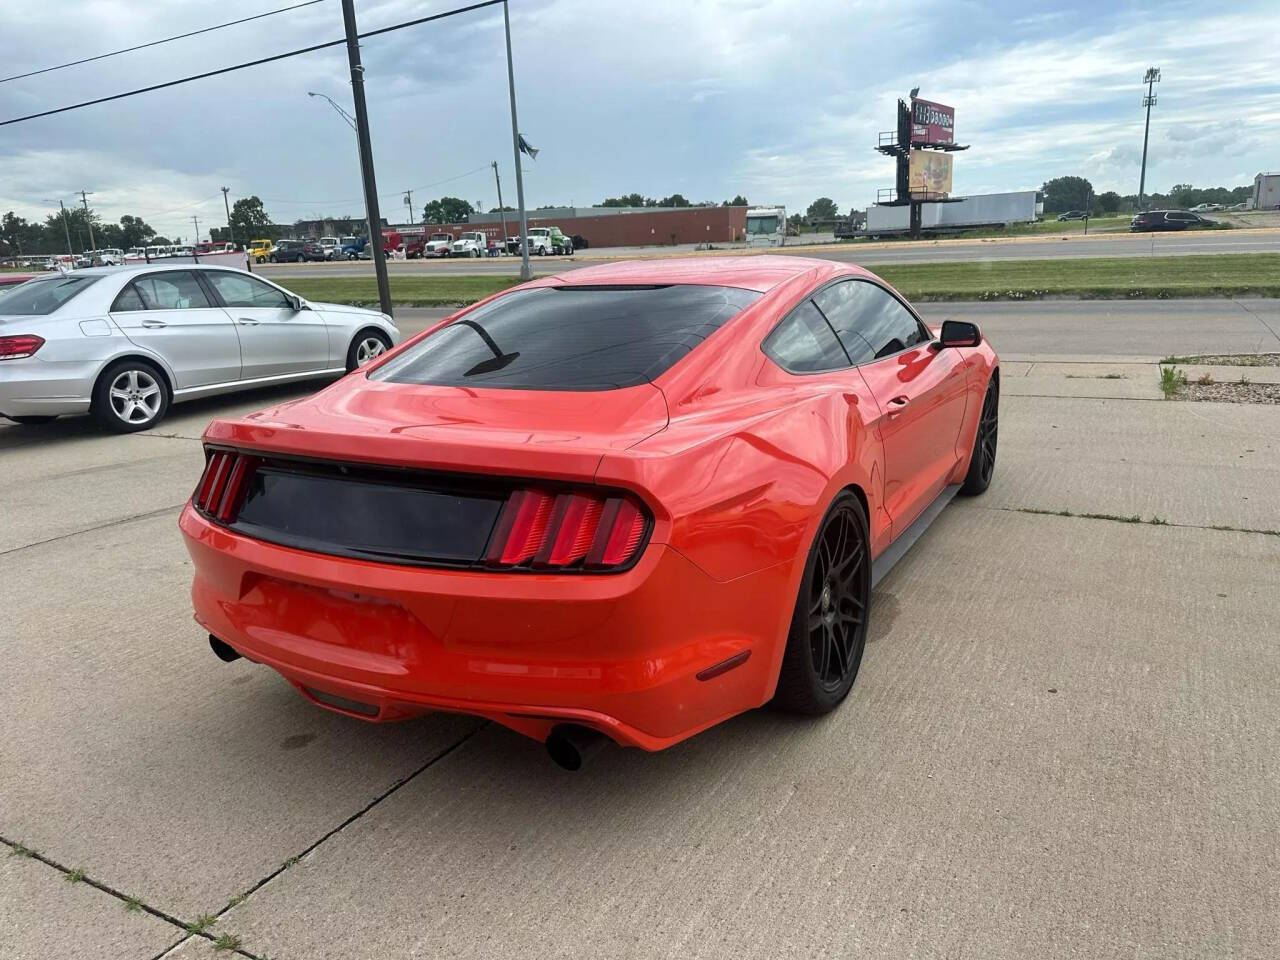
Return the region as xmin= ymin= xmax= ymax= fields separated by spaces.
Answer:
xmin=123 ymin=896 xmax=143 ymax=913
xmin=212 ymin=933 xmax=242 ymax=952
xmin=64 ymin=868 xmax=86 ymax=884
xmin=6 ymin=842 xmax=35 ymax=858
xmin=1197 ymin=372 xmax=1214 ymax=385
xmin=1159 ymin=365 xmax=1187 ymax=398
xmin=187 ymin=914 xmax=218 ymax=935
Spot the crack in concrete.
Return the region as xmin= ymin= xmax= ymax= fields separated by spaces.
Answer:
xmin=1230 ymin=297 xmax=1280 ymax=346
xmin=991 ymin=506 xmax=1279 ymax=537
xmin=0 ymin=503 xmax=187 ymax=558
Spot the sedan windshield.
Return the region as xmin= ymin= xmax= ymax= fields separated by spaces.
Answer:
xmin=0 ymin=275 xmax=101 ymax=315
xmin=369 ymin=284 xmax=762 ymax=391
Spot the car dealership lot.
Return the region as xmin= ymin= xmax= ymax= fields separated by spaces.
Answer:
xmin=3 ymin=301 xmax=1278 ymax=959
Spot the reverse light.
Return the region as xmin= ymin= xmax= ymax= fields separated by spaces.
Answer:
xmin=0 ymin=334 xmax=45 ymax=360
xmin=486 ymin=488 xmax=650 ymax=571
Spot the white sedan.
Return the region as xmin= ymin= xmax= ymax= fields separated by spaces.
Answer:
xmin=0 ymin=264 xmax=398 ymax=432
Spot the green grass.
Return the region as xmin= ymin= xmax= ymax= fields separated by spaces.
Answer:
xmin=7 ymin=842 xmax=35 ymax=858
xmin=288 ymin=275 xmax=519 ymax=308
xmin=284 ymin=253 xmax=1280 ymax=307
xmin=212 ymin=933 xmax=242 ymax=952
xmin=186 ymin=914 xmax=218 ymax=935
xmin=64 ymin=867 xmax=86 ymax=884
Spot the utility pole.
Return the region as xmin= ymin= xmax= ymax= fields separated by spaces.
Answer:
xmin=340 ymin=0 xmax=393 ymax=317
xmin=492 ymin=161 xmax=508 ymax=248
xmin=1138 ymin=67 xmax=1160 ymax=211
xmin=503 ymin=0 xmax=531 ymax=281
xmin=221 ymin=186 xmax=237 ymax=248
xmin=57 ymin=200 xmax=73 ymax=256
xmin=191 ymin=215 xmax=201 ymax=258
xmin=78 ymin=190 xmax=97 ymax=258
xmin=403 ymin=190 xmax=414 ymax=225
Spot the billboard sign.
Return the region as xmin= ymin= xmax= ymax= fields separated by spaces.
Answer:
xmin=908 ymin=149 xmax=954 ymax=197
xmin=911 ymin=98 xmax=955 ymax=145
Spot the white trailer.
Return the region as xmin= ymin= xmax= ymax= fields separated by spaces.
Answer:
xmin=864 ymin=190 xmax=1041 ymax=236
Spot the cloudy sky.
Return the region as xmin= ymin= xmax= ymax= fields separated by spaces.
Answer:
xmin=2 ymin=0 xmax=1278 ymax=240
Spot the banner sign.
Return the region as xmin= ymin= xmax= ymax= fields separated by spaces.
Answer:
xmin=908 ymin=150 xmax=954 ymax=197
xmin=911 ymin=98 xmax=955 ymax=146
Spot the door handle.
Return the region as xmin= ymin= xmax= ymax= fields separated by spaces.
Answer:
xmin=236 ymin=317 xmax=260 ymax=325
xmin=886 ymin=395 xmax=910 ymax=418
xmin=140 ymin=319 xmax=167 ymax=328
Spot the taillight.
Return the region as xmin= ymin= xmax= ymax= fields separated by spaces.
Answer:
xmin=485 ymin=488 xmax=650 ymax=571
xmin=0 ymin=335 xmax=45 ymax=360
xmin=192 ymin=449 xmax=258 ymax=523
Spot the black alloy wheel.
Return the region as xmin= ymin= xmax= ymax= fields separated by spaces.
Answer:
xmin=773 ymin=492 xmax=871 ymax=714
xmin=961 ymin=377 xmax=999 ymax=495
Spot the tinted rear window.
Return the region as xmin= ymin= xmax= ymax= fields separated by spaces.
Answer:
xmin=370 ymin=284 xmax=762 ymax=391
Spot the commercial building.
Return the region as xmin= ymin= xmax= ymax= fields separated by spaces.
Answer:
xmin=390 ymin=205 xmax=750 ymax=248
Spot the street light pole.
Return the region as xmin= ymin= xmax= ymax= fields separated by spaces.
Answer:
xmin=503 ymin=0 xmax=531 ymax=282
xmin=1138 ymin=67 xmax=1160 ymax=211
xmin=340 ymin=0 xmax=393 ymax=317
xmin=56 ymin=200 xmax=73 ymax=256
xmin=221 ymin=186 xmax=237 ymax=248
xmin=492 ymin=161 xmax=508 ymax=247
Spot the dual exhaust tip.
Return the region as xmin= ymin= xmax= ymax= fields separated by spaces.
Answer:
xmin=209 ymin=635 xmax=613 ymax=770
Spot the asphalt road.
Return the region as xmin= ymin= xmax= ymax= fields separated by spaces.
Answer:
xmin=256 ymin=227 xmax=1280 ymax=279
xmin=392 ymin=297 xmax=1280 ymax=362
xmin=3 ymin=299 xmax=1278 ymax=958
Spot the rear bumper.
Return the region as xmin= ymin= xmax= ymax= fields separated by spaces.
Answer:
xmin=179 ymin=504 xmax=790 ymax=750
xmin=0 ymin=356 xmax=96 ymax=417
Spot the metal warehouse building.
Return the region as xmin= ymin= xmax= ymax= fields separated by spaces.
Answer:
xmin=1253 ymin=172 xmax=1279 ymax=210
xmin=391 ymin=204 xmax=749 ymax=248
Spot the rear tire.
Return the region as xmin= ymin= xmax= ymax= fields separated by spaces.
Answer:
xmin=772 ymin=492 xmax=871 ymax=715
xmin=960 ymin=376 xmax=999 ymax=495
xmin=347 ymin=329 xmax=392 ymax=371
xmin=92 ymin=359 xmax=171 ymax=433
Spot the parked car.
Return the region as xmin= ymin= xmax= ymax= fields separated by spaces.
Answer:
xmin=450 ymin=231 xmax=488 ymax=258
xmin=318 ymin=237 xmax=342 ymax=260
xmin=0 ymin=264 xmax=398 ymax=432
xmin=1130 ymin=210 xmax=1214 ymax=231
xmin=178 ymin=256 xmax=999 ymax=768
xmin=1056 ymin=210 xmax=1087 ymax=221
xmin=1190 ymin=203 xmax=1222 ymax=213
xmin=571 ymin=234 xmax=589 ymax=251
xmin=248 ymin=239 xmax=274 ymax=263
xmin=269 ymin=240 xmax=326 ymax=262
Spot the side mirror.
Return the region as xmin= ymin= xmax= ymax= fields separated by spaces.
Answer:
xmin=939 ymin=319 xmax=981 ymax=348
xmin=288 ymin=294 xmax=306 ymax=311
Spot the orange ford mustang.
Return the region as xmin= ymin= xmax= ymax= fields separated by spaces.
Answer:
xmin=180 ymin=256 xmax=999 ymax=768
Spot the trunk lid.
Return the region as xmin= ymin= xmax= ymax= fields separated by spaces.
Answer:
xmin=203 ymin=373 xmax=670 ymax=482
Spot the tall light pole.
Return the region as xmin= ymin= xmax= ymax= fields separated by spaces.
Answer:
xmin=307 ymin=91 xmax=357 ymax=132
xmin=221 ymin=186 xmax=237 ymax=248
xmin=1138 ymin=67 xmax=1160 ymax=211
xmin=44 ymin=199 xmax=74 ymax=257
xmin=340 ymin=0 xmax=393 ymax=317
xmin=503 ymin=0 xmax=531 ymax=281
xmin=403 ymin=190 xmax=414 ymax=225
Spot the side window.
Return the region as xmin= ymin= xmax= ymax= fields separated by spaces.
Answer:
xmin=205 ymin=272 xmax=291 ymax=308
xmin=133 ymin=272 xmax=212 ymax=310
xmin=111 ymin=283 xmax=147 ymax=312
xmin=762 ymin=301 xmax=850 ymax=373
xmin=814 ymin=280 xmax=927 ymax=361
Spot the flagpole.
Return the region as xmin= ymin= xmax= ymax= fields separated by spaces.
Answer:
xmin=503 ymin=0 xmax=531 ymax=282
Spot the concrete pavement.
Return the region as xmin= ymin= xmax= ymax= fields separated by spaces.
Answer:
xmin=2 ymin=301 xmax=1278 ymax=959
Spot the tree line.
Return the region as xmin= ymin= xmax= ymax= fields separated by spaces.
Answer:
xmin=1040 ymin=176 xmax=1254 ymax=214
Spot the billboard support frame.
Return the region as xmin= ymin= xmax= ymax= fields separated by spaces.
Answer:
xmin=875 ymin=94 xmax=969 ymax=238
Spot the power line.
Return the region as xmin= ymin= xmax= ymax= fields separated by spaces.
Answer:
xmin=0 ymin=0 xmax=327 ymax=85
xmin=0 ymin=0 xmax=505 ymax=128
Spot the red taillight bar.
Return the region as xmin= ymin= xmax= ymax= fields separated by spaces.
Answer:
xmin=487 ymin=488 xmax=650 ymax=571
xmin=191 ymin=449 xmax=257 ymax=524
xmin=0 ymin=334 xmax=45 ymax=360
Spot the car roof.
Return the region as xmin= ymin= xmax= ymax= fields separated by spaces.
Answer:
xmin=546 ymin=255 xmax=849 ymax=293
xmin=58 ymin=263 xmax=250 ymax=279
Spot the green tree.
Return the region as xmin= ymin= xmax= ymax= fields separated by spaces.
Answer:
xmin=229 ymin=196 xmax=274 ymax=241
xmin=598 ymin=193 xmax=649 ymax=208
xmin=1169 ymin=183 xmax=1196 ymax=208
xmin=1095 ymin=191 xmax=1122 ymax=214
xmin=1040 ymin=176 xmax=1094 ymax=213
xmin=806 ymin=197 xmax=839 ymax=221
xmin=722 ymin=195 xmax=748 ymax=206
xmin=657 ymin=194 xmax=691 ymax=207
xmin=421 ymin=197 xmax=474 ymax=223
